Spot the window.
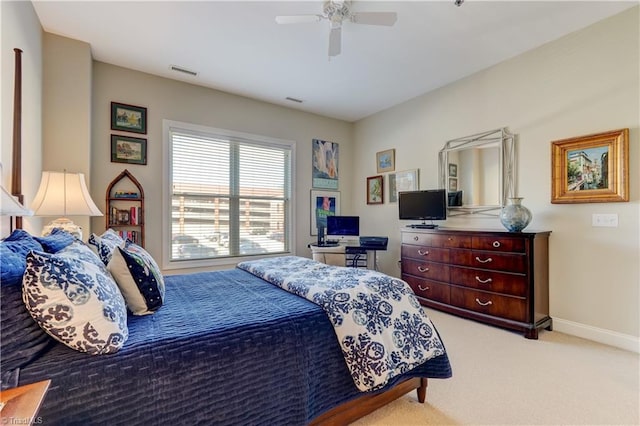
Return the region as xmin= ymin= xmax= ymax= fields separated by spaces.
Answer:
xmin=164 ymin=120 xmax=294 ymax=267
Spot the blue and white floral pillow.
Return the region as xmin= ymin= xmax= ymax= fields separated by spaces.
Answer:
xmin=88 ymin=229 xmax=125 ymax=265
xmin=108 ymin=242 xmax=165 ymax=315
xmin=22 ymin=249 xmax=129 ymax=355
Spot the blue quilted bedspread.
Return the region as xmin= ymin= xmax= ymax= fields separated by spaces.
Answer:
xmin=18 ymin=268 xmax=451 ymax=425
xmin=238 ymin=256 xmax=446 ymax=392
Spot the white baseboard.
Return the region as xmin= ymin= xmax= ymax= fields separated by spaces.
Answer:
xmin=553 ymin=317 xmax=640 ymax=353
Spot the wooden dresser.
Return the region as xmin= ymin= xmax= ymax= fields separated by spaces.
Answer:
xmin=401 ymin=228 xmax=552 ymax=339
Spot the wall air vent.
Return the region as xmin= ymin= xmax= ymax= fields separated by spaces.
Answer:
xmin=285 ymin=97 xmax=303 ymax=103
xmin=169 ymin=65 xmax=198 ymax=77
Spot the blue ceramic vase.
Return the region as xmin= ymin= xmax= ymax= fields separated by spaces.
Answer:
xmin=499 ymin=197 xmax=532 ymax=232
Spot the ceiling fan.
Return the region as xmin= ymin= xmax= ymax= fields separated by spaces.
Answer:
xmin=275 ymin=0 xmax=398 ymax=58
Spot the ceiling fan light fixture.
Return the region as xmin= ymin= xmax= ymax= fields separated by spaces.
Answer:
xmin=275 ymin=0 xmax=397 ymax=58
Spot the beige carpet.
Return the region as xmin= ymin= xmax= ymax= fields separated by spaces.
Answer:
xmin=353 ymin=309 xmax=639 ymax=426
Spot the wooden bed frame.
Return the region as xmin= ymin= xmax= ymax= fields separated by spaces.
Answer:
xmin=311 ymin=378 xmax=427 ymax=425
xmin=9 ymin=47 xmax=429 ymax=426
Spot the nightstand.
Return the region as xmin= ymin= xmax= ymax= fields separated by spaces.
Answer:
xmin=0 ymin=380 xmax=51 ymax=425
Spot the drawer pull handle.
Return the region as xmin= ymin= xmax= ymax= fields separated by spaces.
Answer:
xmin=475 ymin=276 xmax=493 ymax=284
xmin=475 ymin=256 xmax=493 ymax=264
xmin=418 ymin=284 xmax=430 ymax=291
xmin=418 ymin=249 xmax=429 ymax=256
xmin=414 ymin=236 xmax=419 ymax=241
xmin=475 ymin=298 xmax=493 ymax=307
xmin=492 ymin=241 xmax=501 ymax=248
xmin=417 ymin=266 xmax=429 ymax=273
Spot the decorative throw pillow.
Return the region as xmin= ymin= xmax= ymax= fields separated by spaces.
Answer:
xmin=107 ymin=242 xmax=165 ymax=315
xmin=88 ymin=229 xmax=126 ymax=265
xmin=59 ymin=240 xmax=109 ymax=271
xmin=22 ymin=250 xmax=128 ymax=355
xmin=34 ymin=227 xmax=76 ymax=253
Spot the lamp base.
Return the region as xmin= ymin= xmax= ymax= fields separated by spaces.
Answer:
xmin=42 ymin=218 xmax=82 ymax=240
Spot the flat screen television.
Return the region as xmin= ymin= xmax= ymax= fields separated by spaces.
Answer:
xmin=326 ymin=215 xmax=360 ymax=240
xmin=398 ymin=189 xmax=447 ymax=228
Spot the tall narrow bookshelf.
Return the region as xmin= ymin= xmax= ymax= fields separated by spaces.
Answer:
xmin=105 ymin=169 xmax=145 ymax=247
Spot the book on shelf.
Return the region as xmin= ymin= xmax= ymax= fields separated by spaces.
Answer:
xmin=109 ymin=206 xmax=142 ymax=226
xmin=113 ymin=190 xmax=139 ymax=199
xmin=116 ymin=230 xmax=140 ymax=245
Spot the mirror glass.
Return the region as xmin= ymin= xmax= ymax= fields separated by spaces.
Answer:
xmin=439 ymin=128 xmax=515 ymax=216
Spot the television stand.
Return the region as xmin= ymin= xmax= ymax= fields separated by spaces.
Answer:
xmin=407 ymin=224 xmax=438 ymax=229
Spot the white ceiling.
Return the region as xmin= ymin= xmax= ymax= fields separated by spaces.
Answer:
xmin=32 ymin=1 xmax=636 ymax=122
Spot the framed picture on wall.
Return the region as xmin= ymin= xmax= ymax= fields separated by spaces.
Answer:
xmin=111 ymin=102 xmax=147 ymax=134
xmin=312 ymin=139 xmax=339 ymax=190
xmin=551 ymin=128 xmax=629 ymax=203
xmin=376 ymin=149 xmax=395 ymax=173
xmin=111 ymin=135 xmax=147 ymax=165
xmin=390 ymin=169 xmax=419 ymax=203
xmin=310 ymin=190 xmax=340 ymax=235
xmin=366 ymin=175 xmax=384 ymax=205
xmin=449 ymin=177 xmax=458 ymax=192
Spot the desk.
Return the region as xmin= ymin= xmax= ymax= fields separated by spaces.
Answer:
xmin=309 ymin=243 xmax=386 ymax=270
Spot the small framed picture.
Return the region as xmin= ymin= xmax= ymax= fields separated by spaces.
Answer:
xmin=111 ymin=102 xmax=147 ymax=134
xmin=376 ymin=149 xmax=395 ymax=173
xmin=367 ymin=175 xmax=384 ymax=205
xmin=449 ymin=177 xmax=458 ymax=192
xmin=310 ymin=190 xmax=340 ymax=235
xmin=111 ymin=135 xmax=147 ymax=165
xmin=389 ymin=169 xmax=419 ymax=203
xmin=448 ymin=163 xmax=458 ymax=177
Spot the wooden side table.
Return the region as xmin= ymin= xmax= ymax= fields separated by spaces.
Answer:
xmin=0 ymin=380 xmax=51 ymax=425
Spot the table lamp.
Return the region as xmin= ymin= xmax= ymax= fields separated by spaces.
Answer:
xmin=30 ymin=170 xmax=102 ymax=239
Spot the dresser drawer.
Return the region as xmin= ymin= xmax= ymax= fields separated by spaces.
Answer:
xmin=402 ymin=232 xmax=471 ymax=249
xmin=449 ymin=250 xmax=527 ymax=273
xmin=450 ymin=266 xmax=528 ymax=297
xmin=472 ymin=236 xmax=526 ymax=253
xmin=450 ymin=287 xmax=527 ymax=322
xmin=401 ymin=245 xmax=449 ymax=262
xmin=401 ymin=259 xmax=450 ymax=282
xmin=403 ymin=275 xmax=450 ymax=304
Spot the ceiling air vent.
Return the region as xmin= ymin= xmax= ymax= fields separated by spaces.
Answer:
xmin=169 ymin=65 xmax=198 ymax=77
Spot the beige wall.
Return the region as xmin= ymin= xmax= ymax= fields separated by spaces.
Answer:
xmin=353 ymin=7 xmax=639 ymax=350
xmin=90 ymin=62 xmax=353 ymax=272
xmin=42 ymin=33 xmax=93 ymax=238
xmin=1 ymin=1 xmax=42 ymax=236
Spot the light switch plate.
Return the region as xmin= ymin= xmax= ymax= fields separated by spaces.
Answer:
xmin=592 ymin=213 xmax=618 ymax=227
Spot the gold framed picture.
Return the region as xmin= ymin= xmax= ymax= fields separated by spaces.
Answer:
xmin=551 ymin=128 xmax=628 ymax=203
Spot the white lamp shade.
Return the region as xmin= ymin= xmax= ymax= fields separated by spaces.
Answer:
xmin=31 ymin=171 xmax=103 ymax=217
xmin=0 ymin=185 xmax=33 ymax=216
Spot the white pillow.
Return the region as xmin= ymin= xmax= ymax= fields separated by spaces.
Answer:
xmin=108 ymin=243 xmax=165 ymax=315
xmin=22 ymin=249 xmax=128 ymax=354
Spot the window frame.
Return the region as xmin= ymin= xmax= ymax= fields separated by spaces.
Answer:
xmin=162 ymin=119 xmax=296 ymax=269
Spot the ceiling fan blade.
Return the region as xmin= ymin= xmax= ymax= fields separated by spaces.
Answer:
xmin=328 ymin=26 xmax=342 ymax=57
xmin=351 ymin=11 xmax=397 ymax=26
xmin=275 ymin=15 xmax=322 ymax=24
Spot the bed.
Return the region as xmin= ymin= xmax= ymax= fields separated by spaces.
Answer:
xmin=1 ymin=232 xmax=451 ymax=425
xmin=1 ymin=50 xmax=450 ymax=424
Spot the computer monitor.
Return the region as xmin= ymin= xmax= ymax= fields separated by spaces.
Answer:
xmin=326 ymin=216 xmax=360 ymax=240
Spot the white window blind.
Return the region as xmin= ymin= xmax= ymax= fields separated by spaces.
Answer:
xmin=168 ymin=123 xmax=292 ymax=262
